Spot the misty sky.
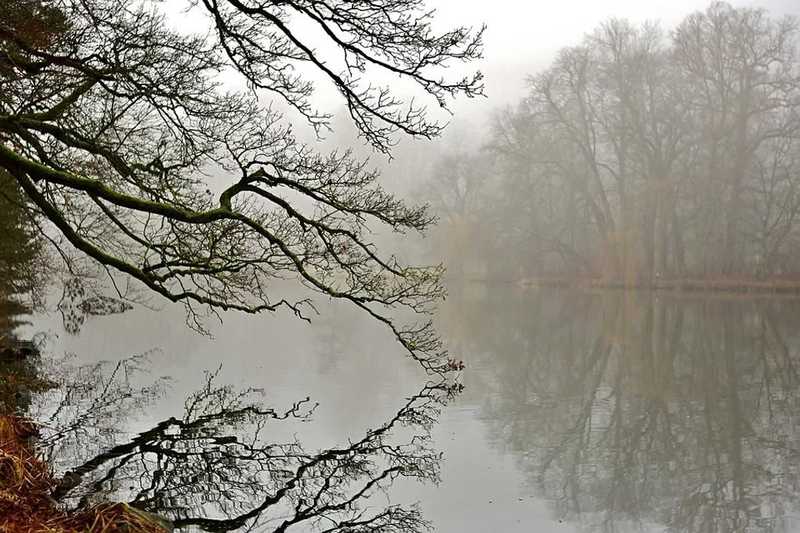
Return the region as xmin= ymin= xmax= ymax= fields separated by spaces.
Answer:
xmin=163 ymin=1 xmax=800 ymax=129
xmin=430 ymin=0 xmax=800 ymax=107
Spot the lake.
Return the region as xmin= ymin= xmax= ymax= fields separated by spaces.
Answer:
xmin=9 ymin=282 xmax=800 ymax=532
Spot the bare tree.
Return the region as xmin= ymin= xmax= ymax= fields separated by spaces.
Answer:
xmin=436 ymin=2 xmax=800 ymax=285
xmin=673 ymin=2 xmax=800 ymax=275
xmin=0 ymin=0 xmax=484 ymax=373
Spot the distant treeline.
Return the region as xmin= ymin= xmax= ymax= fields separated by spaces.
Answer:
xmin=426 ymin=2 xmax=800 ymax=283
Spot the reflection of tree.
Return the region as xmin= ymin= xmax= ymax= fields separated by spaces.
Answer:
xmin=25 ymin=355 xmax=456 ymax=532
xmin=56 ymin=276 xmax=133 ymax=335
xmin=29 ymin=352 xmax=169 ymax=471
xmin=451 ymin=289 xmax=800 ymax=533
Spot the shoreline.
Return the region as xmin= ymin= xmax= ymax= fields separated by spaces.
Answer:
xmin=517 ymin=277 xmax=800 ymax=295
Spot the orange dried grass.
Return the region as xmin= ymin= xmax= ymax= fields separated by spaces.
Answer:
xmin=0 ymin=415 xmax=168 ymax=533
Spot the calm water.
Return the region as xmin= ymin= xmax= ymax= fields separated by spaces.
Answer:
xmin=12 ymin=283 xmax=800 ymax=532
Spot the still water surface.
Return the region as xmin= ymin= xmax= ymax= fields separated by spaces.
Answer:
xmin=17 ymin=284 xmax=800 ymax=532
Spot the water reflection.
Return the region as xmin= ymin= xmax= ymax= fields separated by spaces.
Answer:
xmin=57 ymin=277 xmax=133 ymax=335
xmin=0 ymin=199 xmax=453 ymax=533
xmin=6 ymin=156 xmax=800 ymax=532
xmin=6 ymin=348 xmax=456 ymax=532
xmin=446 ymin=287 xmax=800 ymax=533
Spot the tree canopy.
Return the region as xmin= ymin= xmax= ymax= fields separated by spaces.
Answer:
xmin=0 ymin=0 xmax=484 ymax=373
xmin=425 ymin=2 xmax=800 ymax=284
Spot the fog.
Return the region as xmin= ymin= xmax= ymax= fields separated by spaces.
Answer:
xmin=7 ymin=1 xmax=800 ymax=532
xmin=295 ymin=0 xmax=800 ymax=289
xmin=438 ymin=0 xmax=800 ymax=107
xmin=394 ymin=0 xmax=800 ymax=288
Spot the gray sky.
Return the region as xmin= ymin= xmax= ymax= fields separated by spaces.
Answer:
xmin=163 ymin=1 xmax=800 ymax=133
xmin=430 ymin=0 xmax=800 ymax=107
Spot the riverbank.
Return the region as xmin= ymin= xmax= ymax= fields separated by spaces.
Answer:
xmin=0 ymin=414 xmax=172 ymax=533
xmin=518 ymin=276 xmax=800 ymax=295
xmin=0 ymin=339 xmax=173 ymax=533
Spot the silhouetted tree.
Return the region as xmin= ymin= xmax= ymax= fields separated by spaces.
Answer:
xmin=0 ymin=0 xmax=484 ymax=373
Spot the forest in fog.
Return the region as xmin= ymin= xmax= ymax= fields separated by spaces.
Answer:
xmin=422 ymin=2 xmax=800 ymax=284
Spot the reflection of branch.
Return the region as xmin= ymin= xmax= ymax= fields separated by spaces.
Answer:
xmin=31 ymin=352 xmax=169 ymax=470
xmin=43 ymin=361 xmax=457 ymax=532
xmin=52 ymin=397 xmax=315 ymax=502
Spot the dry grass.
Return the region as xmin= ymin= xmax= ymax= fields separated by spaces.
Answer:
xmin=0 ymin=415 xmax=169 ymax=533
